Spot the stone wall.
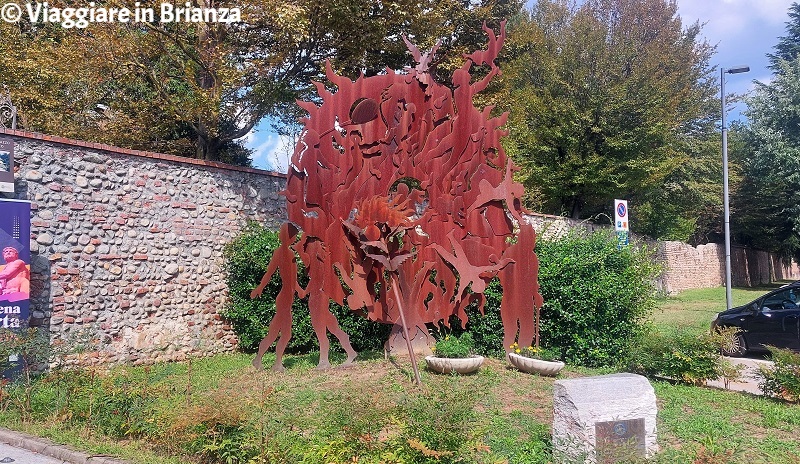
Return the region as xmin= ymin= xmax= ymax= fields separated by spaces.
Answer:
xmin=657 ymin=241 xmax=800 ymax=294
xmin=525 ymin=212 xmax=608 ymax=239
xmin=1 ymin=129 xmax=286 ymax=365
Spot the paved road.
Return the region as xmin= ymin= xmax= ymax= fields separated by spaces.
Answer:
xmin=705 ymin=355 xmax=773 ymax=395
xmin=0 ymin=428 xmax=127 ymax=464
xmin=0 ymin=442 xmax=74 ymax=463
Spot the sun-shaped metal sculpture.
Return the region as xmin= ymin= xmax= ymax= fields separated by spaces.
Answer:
xmin=252 ymin=22 xmax=543 ymax=380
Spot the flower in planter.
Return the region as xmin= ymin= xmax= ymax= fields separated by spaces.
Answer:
xmin=507 ymin=342 xmax=564 ymax=376
xmin=432 ymin=333 xmax=477 ymax=359
xmin=509 ymin=342 xmax=561 ymax=362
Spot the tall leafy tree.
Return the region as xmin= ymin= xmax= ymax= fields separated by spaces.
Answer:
xmin=497 ymin=0 xmax=718 ymax=240
xmin=732 ymin=1 xmax=800 ymax=260
xmin=0 ymin=0 xmax=521 ymax=164
xmin=768 ymin=2 xmax=800 ymax=71
xmin=733 ymin=62 xmax=800 ymax=259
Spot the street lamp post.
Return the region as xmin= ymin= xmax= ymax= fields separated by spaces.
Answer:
xmin=721 ymin=65 xmax=749 ymax=310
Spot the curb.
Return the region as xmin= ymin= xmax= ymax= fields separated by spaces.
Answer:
xmin=0 ymin=428 xmax=130 ymax=464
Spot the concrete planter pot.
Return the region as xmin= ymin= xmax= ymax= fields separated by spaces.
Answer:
xmin=424 ymin=355 xmax=484 ymax=374
xmin=508 ymin=352 xmax=564 ymax=376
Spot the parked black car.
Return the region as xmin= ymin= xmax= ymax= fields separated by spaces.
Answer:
xmin=711 ymin=281 xmax=800 ymax=356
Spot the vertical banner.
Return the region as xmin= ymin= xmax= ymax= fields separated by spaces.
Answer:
xmin=0 ymin=139 xmax=14 ymax=193
xmin=0 ymin=199 xmax=30 ymax=317
xmin=614 ymin=199 xmax=629 ymax=248
xmin=0 ymin=199 xmax=30 ymax=379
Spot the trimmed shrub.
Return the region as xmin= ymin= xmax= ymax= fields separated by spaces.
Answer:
xmin=222 ymin=222 xmax=389 ymax=354
xmin=433 ymin=231 xmax=660 ymax=366
xmin=225 ymin=224 xmax=658 ymax=366
xmin=535 ymin=231 xmax=661 ymax=367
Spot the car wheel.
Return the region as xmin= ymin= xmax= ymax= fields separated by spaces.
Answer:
xmin=720 ymin=331 xmax=747 ymax=357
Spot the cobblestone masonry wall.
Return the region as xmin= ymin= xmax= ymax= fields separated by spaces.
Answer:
xmin=1 ymin=129 xmax=286 ymax=365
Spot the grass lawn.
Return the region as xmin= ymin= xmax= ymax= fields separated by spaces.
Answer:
xmin=2 ymin=283 xmax=799 ymax=463
xmin=650 ymin=283 xmax=789 ymax=333
xmin=2 ymin=348 xmax=800 ymax=463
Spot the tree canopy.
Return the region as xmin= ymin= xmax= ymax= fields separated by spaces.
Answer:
xmin=496 ymin=0 xmax=719 ymax=240
xmin=0 ymin=0 xmax=520 ymax=165
xmin=768 ymin=2 xmax=800 ymax=72
xmin=733 ymin=4 xmax=800 ymax=260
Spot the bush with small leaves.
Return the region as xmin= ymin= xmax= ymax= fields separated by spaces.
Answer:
xmin=760 ymin=346 xmax=800 ymax=401
xmin=626 ymin=328 xmax=728 ymax=385
xmin=535 ymin=231 xmax=661 ymax=367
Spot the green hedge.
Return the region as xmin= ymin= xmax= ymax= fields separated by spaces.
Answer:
xmin=224 ymin=224 xmax=659 ymax=367
xmin=536 ymin=231 xmax=661 ymax=367
xmin=436 ymin=231 xmax=661 ymax=367
xmin=221 ymin=222 xmax=389 ymax=354
xmin=625 ymin=328 xmax=727 ymax=385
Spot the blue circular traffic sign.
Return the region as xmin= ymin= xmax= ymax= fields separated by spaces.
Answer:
xmin=616 ymin=202 xmax=627 ymax=218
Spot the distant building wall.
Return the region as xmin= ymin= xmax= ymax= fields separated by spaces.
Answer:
xmin=657 ymin=241 xmax=800 ymax=294
xmin=1 ymin=129 xmax=287 ymax=365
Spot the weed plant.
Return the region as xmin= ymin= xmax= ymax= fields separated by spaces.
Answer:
xmin=431 ymin=332 xmax=476 ymax=358
xmin=624 ymin=327 xmax=729 ymax=385
xmin=508 ymin=343 xmax=561 ymax=361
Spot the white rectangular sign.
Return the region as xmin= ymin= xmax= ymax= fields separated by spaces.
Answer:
xmin=0 ymin=139 xmax=14 ymax=193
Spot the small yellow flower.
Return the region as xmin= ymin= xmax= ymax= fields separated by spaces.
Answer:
xmin=515 ymin=349 xmax=521 ymax=353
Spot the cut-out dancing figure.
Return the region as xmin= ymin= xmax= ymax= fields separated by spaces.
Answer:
xmin=250 ymin=223 xmax=303 ymax=371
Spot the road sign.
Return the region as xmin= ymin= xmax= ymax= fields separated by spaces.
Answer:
xmin=614 ymin=199 xmax=629 ymax=231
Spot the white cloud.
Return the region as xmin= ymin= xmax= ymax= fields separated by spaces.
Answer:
xmin=678 ymin=0 xmax=793 ymax=34
xmin=246 ymin=130 xmax=295 ymax=173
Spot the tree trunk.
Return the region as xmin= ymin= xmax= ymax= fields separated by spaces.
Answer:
xmin=194 ymin=116 xmax=224 ymax=161
xmin=570 ymin=197 xmax=583 ymax=219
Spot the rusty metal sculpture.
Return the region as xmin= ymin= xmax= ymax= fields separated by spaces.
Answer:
xmin=252 ymin=21 xmax=543 ymax=378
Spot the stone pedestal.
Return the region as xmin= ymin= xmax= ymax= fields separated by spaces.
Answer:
xmin=384 ymin=324 xmax=433 ymax=356
xmin=552 ymin=373 xmax=658 ymax=463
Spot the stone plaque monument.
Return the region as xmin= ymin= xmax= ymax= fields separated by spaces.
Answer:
xmin=552 ymin=373 xmax=658 ymax=463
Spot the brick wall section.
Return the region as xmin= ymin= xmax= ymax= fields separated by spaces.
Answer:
xmin=1 ymin=129 xmax=287 ymax=365
xmin=657 ymin=241 xmax=800 ymax=294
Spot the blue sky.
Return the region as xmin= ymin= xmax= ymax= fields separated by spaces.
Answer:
xmin=245 ymin=0 xmax=797 ymax=172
